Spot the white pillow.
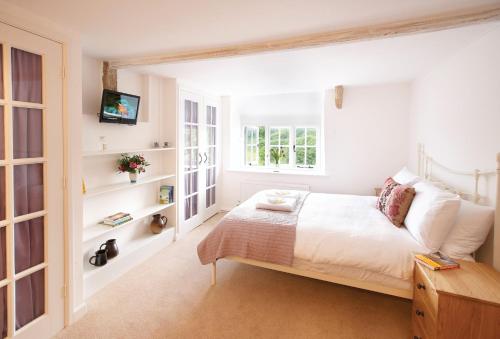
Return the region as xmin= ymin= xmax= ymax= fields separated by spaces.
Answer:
xmin=404 ymin=181 xmax=461 ymax=252
xmin=440 ymin=200 xmax=494 ymax=259
xmin=393 ymin=167 xmax=421 ymax=186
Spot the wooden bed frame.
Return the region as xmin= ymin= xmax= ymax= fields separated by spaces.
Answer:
xmin=210 ymin=144 xmax=500 ymax=300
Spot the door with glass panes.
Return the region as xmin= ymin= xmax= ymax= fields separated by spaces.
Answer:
xmin=0 ymin=23 xmax=65 ymax=338
xmin=179 ymin=90 xmax=219 ymax=234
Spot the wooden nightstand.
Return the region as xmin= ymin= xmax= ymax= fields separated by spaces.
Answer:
xmin=412 ymin=261 xmax=500 ymax=339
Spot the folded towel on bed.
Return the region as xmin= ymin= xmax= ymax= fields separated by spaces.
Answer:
xmin=265 ymin=189 xmax=300 ymax=199
xmin=256 ymin=196 xmax=297 ymax=212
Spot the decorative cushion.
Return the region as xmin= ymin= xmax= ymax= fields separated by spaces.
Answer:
xmin=393 ymin=167 xmax=421 ymax=186
xmin=404 ymin=181 xmax=461 ymax=252
xmin=377 ymin=178 xmax=416 ymax=227
xmin=440 ymin=199 xmax=494 ymax=259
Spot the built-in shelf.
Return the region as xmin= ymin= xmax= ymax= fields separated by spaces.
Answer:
xmin=83 ymin=202 xmax=176 ymax=243
xmin=84 ymin=227 xmax=175 ymax=280
xmin=83 ymin=147 xmax=176 ymax=157
xmin=84 ymin=174 xmax=175 ymax=198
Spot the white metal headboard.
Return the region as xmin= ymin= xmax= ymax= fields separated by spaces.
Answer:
xmin=417 ymin=144 xmax=496 ymax=204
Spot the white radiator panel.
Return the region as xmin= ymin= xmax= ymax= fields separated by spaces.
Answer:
xmin=240 ymin=181 xmax=310 ymax=202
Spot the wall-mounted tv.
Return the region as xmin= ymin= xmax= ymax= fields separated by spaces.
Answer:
xmin=99 ymin=89 xmax=140 ymax=125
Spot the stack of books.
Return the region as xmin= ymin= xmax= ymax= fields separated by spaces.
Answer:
xmin=103 ymin=212 xmax=132 ymax=226
xmin=415 ymin=253 xmax=460 ymax=271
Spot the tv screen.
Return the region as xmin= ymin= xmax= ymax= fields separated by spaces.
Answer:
xmin=99 ymin=89 xmax=140 ymax=125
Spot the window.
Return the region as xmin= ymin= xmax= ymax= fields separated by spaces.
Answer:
xmin=243 ymin=125 xmax=319 ymax=169
xmin=269 ymin=127 xmax=290 ymax=166
xmin=244 ymin=126 xmax=266 ymax=166
xmin=295 ymin=127 xmax=317 ymax=168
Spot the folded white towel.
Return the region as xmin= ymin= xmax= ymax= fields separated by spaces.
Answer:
xmin=256 ymin=196 xmax=297 ymax=212
xmin=265 ymin=189 xmax=300 ymax=199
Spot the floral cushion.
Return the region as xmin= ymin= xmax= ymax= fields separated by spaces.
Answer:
xmin=377 ymin=177 xmax=416 ymax=227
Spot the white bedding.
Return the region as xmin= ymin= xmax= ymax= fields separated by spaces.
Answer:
xmin=295 ymin=193 xmax=428 ymax=281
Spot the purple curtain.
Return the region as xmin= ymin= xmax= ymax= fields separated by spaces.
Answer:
xmin=11 ymin=48 xmax=45 ymax=330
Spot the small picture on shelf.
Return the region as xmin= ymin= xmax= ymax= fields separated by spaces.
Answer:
xmin=160 ymin=185 xmax=174 ymax=204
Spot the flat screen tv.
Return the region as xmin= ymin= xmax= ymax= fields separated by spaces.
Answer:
xmin=99 ymin=89 xmax=140 ymax=125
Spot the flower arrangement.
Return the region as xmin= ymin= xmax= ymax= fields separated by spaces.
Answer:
xmin=270 ymin=147 xmax=285 ymax=166
xmin=117 ymin=154 xmax=150 ymax=174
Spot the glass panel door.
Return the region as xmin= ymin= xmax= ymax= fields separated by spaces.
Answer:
xmin=183 ymin=99 xmax=199 ymax=221
xmin=205 ymin=106 xmax=216 ymax=209
xmin=0 ymin=22 xmax=64 ymax=338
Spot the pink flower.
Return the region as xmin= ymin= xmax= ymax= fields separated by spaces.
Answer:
xmin=130 ymin=162 xmax=138 ymax=169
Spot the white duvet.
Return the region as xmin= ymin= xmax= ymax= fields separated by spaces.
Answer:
xmin=295 ymin=193 xmax=428 ymax=281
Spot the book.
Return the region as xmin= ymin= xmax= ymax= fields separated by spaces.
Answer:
xmin=415 ymin=253 xmax=460 ymax=271
xmin=104 ymin=212 xmax=130 ymax=223
xmin=103 ymin=215 xmax=132 ymax=226
xmin=160 ymin=185 xmax=174 ymax=204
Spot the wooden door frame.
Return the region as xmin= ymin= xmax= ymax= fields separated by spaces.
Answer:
xmin=0 ymin=1 xmax=84 ymax=328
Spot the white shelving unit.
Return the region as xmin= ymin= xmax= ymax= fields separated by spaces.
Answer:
xmin=83 ymin=147 xmax=175 ymax=157
xmin=84 ymin=174 xmax=175 ymax=198
xmin=83 ymin=202 xmax=176 ymax=242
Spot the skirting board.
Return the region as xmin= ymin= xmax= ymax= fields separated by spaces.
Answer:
xmin=222 ymin=256 xmax=413 ymax=300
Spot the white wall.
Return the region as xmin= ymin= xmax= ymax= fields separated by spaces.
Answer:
xmin=409 ymin=24 xmax=500 ymax=268
xmin=81 ymin=55 xmax=178 ymax=298
xmin=221 ymin=83 xmax=411 ymax=209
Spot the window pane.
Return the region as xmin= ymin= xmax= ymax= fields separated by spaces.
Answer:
xmin=281 ymin=128 xmax=289 ymax=145
xmin=184 ymin=173 xmax=191 ymax=195
xmin=192 ymin=171 xmax=198 ymax=193
xmin=13 ymin=107 xmax=43 ymax=159
xmin=192 ymin=149 xmax=198 ymax=169
xmin=306 ymin=129 xmax=317 ymax=146
xmin=211 ymin=187 xmax=216 ymax=205
xmin=12 ymin=48 xmax=42 ymax=104
xmin=245 ymin=127 xmax=252 ymax=144
xmin=15 ymin=217 xmax=44 ymax=274
xmin=0 ymin=106 xmax=4 ymax=160
xmin=280 ymin=148 xmax=289 ymax=165
xmin=184 ymin=100 xmax=191 ymax=123
xmin=0 ymin=167 xmax=4 ymax=222
xmin=14 ymin=164 xmax=44 ymax=217
xmin=184 ymin=149 xmax=191 ymax=171
xmin=296 ymin=147 xmax=305 ymax=165
xmin=258 ymin=127 xmax=265 ymax=166
xmin=192 ymin=195 xmax=198 ymax=216
xmin=0 ymin=45 xmax=3 ymax=99
xmin=0 ymin=286 xmax=6 ymax=338
xmin=191 ymin=125 xmax=198 ymax=147
xmin=206 ymin=188 xmax=210 ymax=208
xmin=212 ymin=108 xmax=216 ymax=125
xmin=296 ymin=128 xmax=305 ymax=145
xmin=184 ymin=198 xmax=191 ymax=220
xmin=246 ymin=146 xmax=252 ymax=165
xmin=270 ymin=128 xmax=279 ymax=145
xmin=306 ymin=147 xmax=317 ymax=166
xmin=16 ymin=269 xmax=45 ymax=330
xmin=184 ymin=125 xmax=191 ymax=147
xmin=0 ymin=227 xmax=5 ymax=280
xmin=192 ymin=102 xmax=198 ymax=123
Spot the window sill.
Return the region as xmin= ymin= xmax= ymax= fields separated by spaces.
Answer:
xmin=226 ymin=167 xmax=328 ymax=177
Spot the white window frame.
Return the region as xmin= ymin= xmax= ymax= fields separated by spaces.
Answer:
xmin=242 ymin=124 xmax=320 ymax=170
xmin=244 ymin=126 xmax=259 ymax=166
xmin=294 ymin=126 xmax=319 ymax=169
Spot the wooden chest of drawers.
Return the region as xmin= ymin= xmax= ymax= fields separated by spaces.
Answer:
xmin=412 ymin=261 xmax=500 ymax=339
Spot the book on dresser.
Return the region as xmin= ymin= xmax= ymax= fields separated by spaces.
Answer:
xmin=414 ymin=253 xmax=460 ymax=271
xmin=103 ymin=212 xmax=133 ymax=226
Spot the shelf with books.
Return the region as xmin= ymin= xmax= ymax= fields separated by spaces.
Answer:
xmin=83 ymin=202 xmax=176 ymax=243
xmin=83 ymin=147 xmax=176 ymax=158
xmin=84 ymin=174 xmax=175 ymax=198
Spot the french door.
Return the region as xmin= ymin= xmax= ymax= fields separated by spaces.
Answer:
xmin=179 ymin=90 xmax=219 ymax=234
xmin=0 ymin=23 xmax=64 ymax=338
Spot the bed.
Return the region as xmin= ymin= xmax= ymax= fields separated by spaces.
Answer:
xmin=198 ymin=144 xmax=499 ymax=299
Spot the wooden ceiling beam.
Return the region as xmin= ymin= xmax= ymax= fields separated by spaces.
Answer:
xmin=108 ymin=5 xmax=500 ymax=69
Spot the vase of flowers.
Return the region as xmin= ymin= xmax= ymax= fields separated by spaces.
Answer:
xmin=270 ymin=147 xmax=285 ymax=167
xmin=117 ymin=154 xmax=150 ymax=183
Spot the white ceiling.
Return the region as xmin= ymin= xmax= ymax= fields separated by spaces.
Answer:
xmin=7 ymin=0 xmax=500 ymax=58
xmin=131 ymin=23 xmax=498 ymax=96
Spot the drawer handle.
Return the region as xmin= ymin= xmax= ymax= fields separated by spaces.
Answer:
xmin=413 ymin=336 xmax=422 ymax=339
xmin=415 ymin=309 xmax=425 ymax=317
xmin=416 ymin=282 xmax=426 ymax=290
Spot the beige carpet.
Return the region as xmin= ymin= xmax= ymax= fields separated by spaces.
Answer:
xmin=57 ymin=213 xmax=411 ymax=339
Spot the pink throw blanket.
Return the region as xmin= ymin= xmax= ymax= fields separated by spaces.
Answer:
xmin=197 ymin=191 xmax=309 ymax=266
